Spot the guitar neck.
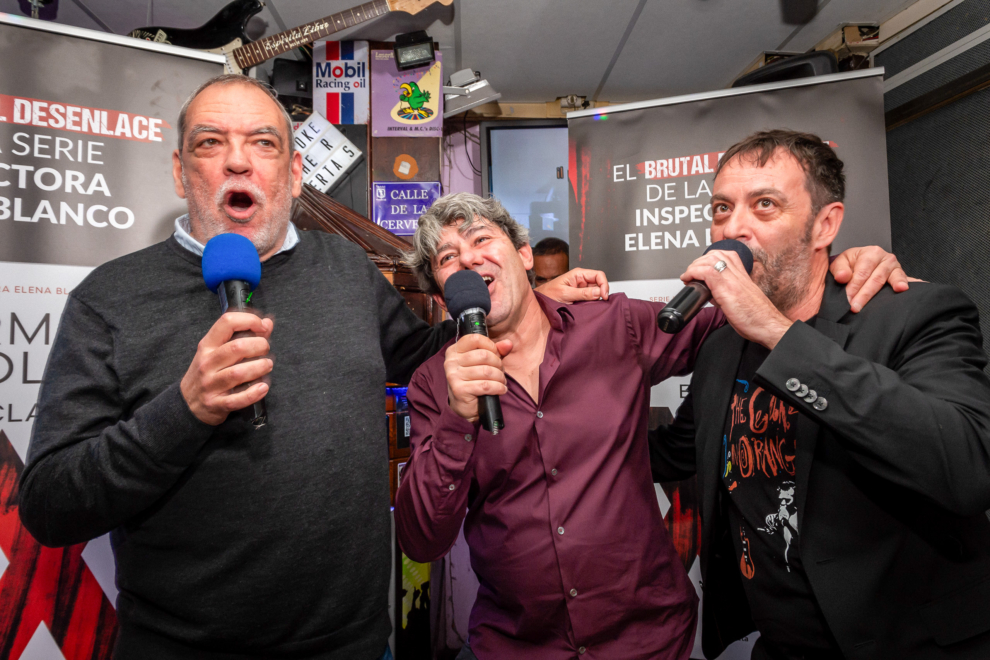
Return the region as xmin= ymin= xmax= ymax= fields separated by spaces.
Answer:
xmin=232 ymin=0 xmax=390 ymax=70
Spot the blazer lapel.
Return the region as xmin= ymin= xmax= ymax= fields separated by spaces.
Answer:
xmin=813 ymin=273 xmax=852 ymax=346
xmin=699 ymin=328 xmax=746 ymax=525
xmin=793 ymin=274 xmax=851 ymax=525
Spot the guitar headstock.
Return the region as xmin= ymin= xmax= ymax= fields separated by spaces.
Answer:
xmin=386 ymin=0 xmax=454 ymax=15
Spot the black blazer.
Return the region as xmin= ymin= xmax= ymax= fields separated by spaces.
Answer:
xmin=651 ymin=275 xmax=990 ymax=660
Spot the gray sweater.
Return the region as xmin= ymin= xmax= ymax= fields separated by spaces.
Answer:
xmin=19 ymin=231 xmax=453 ymax=659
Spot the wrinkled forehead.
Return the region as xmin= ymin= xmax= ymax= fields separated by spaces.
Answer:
xmin=713 ymin=148 xmax=808 ymax=195
xmin=433 ymin=216 xmax=500 ymax=250
xmin=455 ymin=215 xmax=496 ymax=234
xmin=184 ymin=82 xmax=292 ymax=147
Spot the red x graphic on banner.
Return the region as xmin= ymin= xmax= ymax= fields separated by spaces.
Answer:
xmin=661 ymin=477 xmax=702 ymax=572
xmin=0 ymin=430 xmax=117 ymax=660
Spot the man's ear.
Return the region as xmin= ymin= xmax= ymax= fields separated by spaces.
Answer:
xmin=432 ymin=292 xmax=447 ymax=313
xmin=813 ymin=202 xmax=844 ymax=252
xmin=290 ymin=150 xmax=304 ymax=198
xmin=172 ymin=150 xmax=187 ymax=199
xmin=518 ymin=242 xmax=534 ymax=271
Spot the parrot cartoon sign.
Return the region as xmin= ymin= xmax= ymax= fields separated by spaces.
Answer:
xmin=371 ymin=50 xmax=443 ymax=137
xmin=398 ymin=81 xmax=433 ymax=119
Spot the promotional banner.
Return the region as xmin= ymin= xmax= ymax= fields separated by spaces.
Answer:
xmin=371 ymin=50 xmax=443 ymax=137
xmin=312 ymin=40 xmax=369 ymax=124
xmin=567 ymin=70 xmax=890 ymax=659
xmin=373 ymin=181 xmax=441 ymax=236
xmin=0 ymin=15 xmax=224 ymax=660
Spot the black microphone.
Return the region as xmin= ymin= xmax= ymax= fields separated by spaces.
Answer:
xmin=657 ymin=239 xmax=754 ymax=333
xmin=443 ymin=270 xmax=504 ymax=435
xmin=202 ymin=233 xmax=267 ymax=428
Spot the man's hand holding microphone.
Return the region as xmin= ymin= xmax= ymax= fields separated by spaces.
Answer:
xmin=676 ymin=241 xmax=794 ymax=350
xmin=444 ymin=333 xmax=510 ymax=425
xmin=442 ymin=270 xmax=509 ymax=433
xmin=181 ymin=233 xmax=274 ymax=427
xmin=181 ymin=312 xmax=274 ymax=426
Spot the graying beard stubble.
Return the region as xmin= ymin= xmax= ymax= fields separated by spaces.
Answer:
xmin=751 ymin=216 xmax=815 ymax=313
xmin=180 ymin=164 xmax=291 ymax=256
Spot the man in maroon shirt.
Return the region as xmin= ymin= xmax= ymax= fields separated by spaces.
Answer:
xmin=394 ymin=192 xmax=907 ymax=660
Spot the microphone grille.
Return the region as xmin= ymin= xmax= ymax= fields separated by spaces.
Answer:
xmin=202 ymin=233 xmax=262 ymax=292
xmin=443 ymin=270 xmax=491 ymax=318
xmin=704 ymin=239 xmax=754 ymax=275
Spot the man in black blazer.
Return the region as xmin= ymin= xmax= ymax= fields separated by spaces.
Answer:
xmin=651 ymin=129 xmax=990 ymax=660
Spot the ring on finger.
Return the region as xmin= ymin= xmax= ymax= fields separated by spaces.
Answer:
xmin=713 ymin=260 xmax=728 ymax=273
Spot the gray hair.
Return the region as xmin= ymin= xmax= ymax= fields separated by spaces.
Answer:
xmin=406 ymin=192 xmax=531 ymax=295
xmin=176 ymin=74 xmax=294 ymax=156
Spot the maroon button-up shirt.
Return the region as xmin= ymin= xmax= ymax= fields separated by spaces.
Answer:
xmin=395 ymin=293 xmax=723 ymax=659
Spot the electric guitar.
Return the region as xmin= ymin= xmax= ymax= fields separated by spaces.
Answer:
xmin=128 ymin=0 xmax=264 ymax=52
xmin=738 ymin=525 xmax=755 ymax=580
xmin=128 ymin=0 xmax=452 ymax=74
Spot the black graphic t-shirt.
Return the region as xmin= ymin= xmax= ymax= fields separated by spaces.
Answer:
xmin=721 ymin=338 xmax=841 ymax=657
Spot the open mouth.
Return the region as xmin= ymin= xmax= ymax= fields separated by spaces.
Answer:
xmin=224 ymin=190 xmax=257 ymax=219
xmin=480 ymin=274 xmax=495 ymax=291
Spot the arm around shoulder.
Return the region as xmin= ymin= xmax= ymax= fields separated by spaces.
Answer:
xmin=369 ymin=257 xmax=455 ymax=384
xmin=624 ymin=295 xmax=725 ymax=383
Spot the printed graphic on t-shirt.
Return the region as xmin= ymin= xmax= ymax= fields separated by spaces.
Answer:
xmin=722 ymin=375 xmax=800 ymax=575
xmin=719 ymin=341 xmax=838 ymax=653
xmin=760 ymin=480 xmax=798 ymax=570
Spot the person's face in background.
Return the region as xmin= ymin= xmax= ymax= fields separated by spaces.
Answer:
xmin=533 ymin=252 xmax=569 ymax=288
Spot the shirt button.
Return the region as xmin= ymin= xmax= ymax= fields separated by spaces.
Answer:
xmin=578 ymin=647 xmax=586 ymax=654
xmin=796 ymin=383 xmax=809 ymax=397
xmin=803 ymin=389 xmax=817 ymax=403
xmin=813 ymin=397 xmax=828 ymax=411
xmin=786 ymin=378 xmax=801 ymax=391
xmin=448 ymin=484 xmax=456 ymax=491
xmin=551 ymin=468 xmax=558 ymax=476
xmin=570 ymin=588 xmax=578 ymax=597
xmin=557 ymin=526 xmax=565 ymax=535
xmin=464 ymin=433 xmax=472 ymax=442
xmin=536 ymin=411 xmax=544 ymax=418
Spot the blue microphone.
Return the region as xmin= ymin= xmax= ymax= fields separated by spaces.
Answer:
xmin=202 ymin=233 xmax=262 ymax=306
xmin=202 ymin=233 xmax=267 ymax=428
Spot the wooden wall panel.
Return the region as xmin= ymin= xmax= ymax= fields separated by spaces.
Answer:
xmin=371 ymin=136 xmax=441 ymax=182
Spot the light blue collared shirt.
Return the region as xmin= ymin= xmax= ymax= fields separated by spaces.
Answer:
xmin=172 ymin=214 xmax=300 ymax=257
